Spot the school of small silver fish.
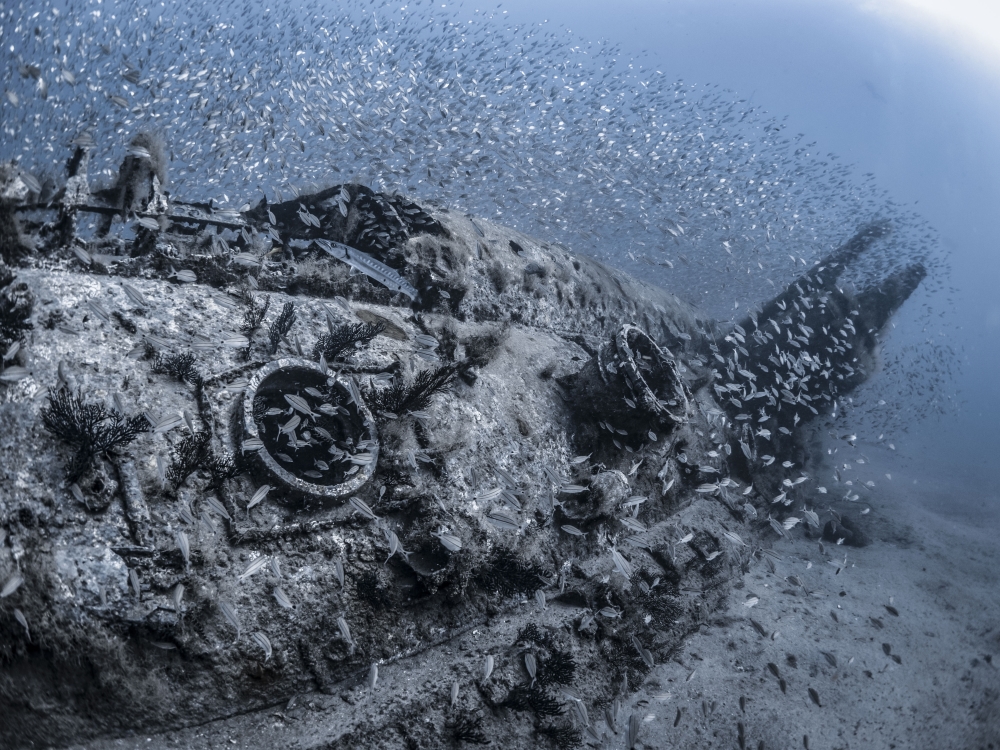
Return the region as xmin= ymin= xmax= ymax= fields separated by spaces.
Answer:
xmin=0 ymin=0 xmax=955 ymax=438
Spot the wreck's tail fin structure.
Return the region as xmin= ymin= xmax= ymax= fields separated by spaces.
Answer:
xmin=709 ymin=221 xmax=925 ymax=486
xmin=748 ymin=219 xmax=893 ymax=332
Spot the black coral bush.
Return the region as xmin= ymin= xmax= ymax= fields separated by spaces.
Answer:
xmin=150 ymin=349 xmax=203 ymax=385
xmin=41 ymin=390 xmax=149 ymax=481
xmin=365 ymin=363 xmax=459 ymax=418
xmin=267 ymin=301 xmax=296 ymax=354
xmin=239 ymin=290 xmax=270 ymax=335
xmin=167 ymin=431 xmax=240 ymax=490
xmin=166 ymin=431 xmax=212 ymax=490
xmin=447 ymin=713 xmax=490 ymax=745
xmin=502 ymin=685 xmax=564 ymax=718
xmin=476 ymin=548 xmax=548 ymax=598
xmin=312 ymin=321 xmax=384 ymax=362
xmin=537 ymin=723 xmax=582 ymax=750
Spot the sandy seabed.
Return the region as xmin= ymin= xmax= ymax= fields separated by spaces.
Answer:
xmin=625 ymin=445 xmax=1000 ymax=750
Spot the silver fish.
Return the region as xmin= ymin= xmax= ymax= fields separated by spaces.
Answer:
xmin=337 ymin=616 xmax=354 ymax=646
xmin=121 ymin=282 xmax=149 ymax=308
xmin=315 ymin=239 xmax=417 ymax=299
xmin=273 ymin=587 xmax=293 ymax=609
xmin=611 ymin=547 xmax=633 ymax=578
xmin=251 ymin=632 xmax=272 ymax=660
xmin=205 ymin=497 xmax=231 ymax=520
xmin=487 ymin=509 xmax=519 ymax=531
xmin=248 ymin=485 xmax=271 ymax=509
xmin=240 ymin=555 xmax=269 ymax=581
xmin=218 ymin=599 xmax=241 ymax=640
xmin=1 ymin=572 xmax=24 ymax=598
xmin=172 ymin=583 xmax=185 ymax=614
xmin=435 ymin=532 xmax=462 ymax=552
xmin=349 ymin=497 xmax=379 ymax=521
xmin=525 ymin=652 xmax=537 ymax=685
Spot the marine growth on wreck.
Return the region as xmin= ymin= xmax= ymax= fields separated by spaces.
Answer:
xmin=0 ymin=129 xmax=926 ymax=748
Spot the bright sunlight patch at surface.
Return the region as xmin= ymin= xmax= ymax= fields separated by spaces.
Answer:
xmin=863 ymin=0 xmax=1000 ymax=71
